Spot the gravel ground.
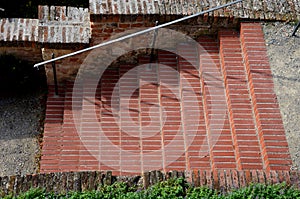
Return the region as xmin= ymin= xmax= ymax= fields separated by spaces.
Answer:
xmin=0 ymin=89 xmax=45 ymax=176
xmin=263 ymin=22 xmax=300 ymax=170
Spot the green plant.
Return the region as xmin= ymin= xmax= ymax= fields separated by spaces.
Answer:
xmin=143 ymin=178 xmax=188 ymax=199
xmin=187 ymin=186 xmax=222 ymax=199
xmin=2 ymin=178 xmax=300 ymax=199
xmin=227 ymin=183 xmax=300 ymax=199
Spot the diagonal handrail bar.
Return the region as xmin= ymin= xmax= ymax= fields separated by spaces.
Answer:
xmin=292 ymin=21 xmax=300 ymax=36
xmin=34 ymin=0 xmax=242 ymax=68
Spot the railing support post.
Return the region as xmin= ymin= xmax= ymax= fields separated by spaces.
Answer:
xmin=147 ymin=21 xmax=159 ymax=70
xmin=52 ymin=53 xmax=59 ymax=96
xmin=292 ymin=21 xmax=300 ymax=36
xmin=150 ymin=21 xmax=159 ymax=62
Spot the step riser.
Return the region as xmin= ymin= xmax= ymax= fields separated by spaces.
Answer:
xmin=219 ymin=30 xmax=264 ymax=170
xmin=199 ymin=37 xmax=237 ymax=170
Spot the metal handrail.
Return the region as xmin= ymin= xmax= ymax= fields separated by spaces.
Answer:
xmin=150 ymin=21 xmax=159 ymax=63
xmin=34 ymin=0 xmax=242 ymax=68
xmin=148 ymin=20 xmax=159 ymax=70
xmin=51 ymin=53 xmax=59 ymax=95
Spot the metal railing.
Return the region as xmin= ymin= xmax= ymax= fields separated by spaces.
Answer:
xmin=148 ymin=20 xmax=159 ymax=70
xmin=51 ymin=53 xmax=59 ymax=95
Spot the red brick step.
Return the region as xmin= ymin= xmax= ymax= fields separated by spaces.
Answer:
xmin=40 ymin=23 xmax=292 ymax=174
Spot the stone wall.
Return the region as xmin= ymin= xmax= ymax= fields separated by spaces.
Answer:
xmin=38 ymin=6 xmax=91 ymax=43
xmin=0 ymin=170 xmax=299 ymax=197
xmin=0 ymin=18 xmax=39 ymax=42
xmin=0 ymin=5 xmax=90 ymax=44
xmin=89 ymin=0 xmax=300 ymax=21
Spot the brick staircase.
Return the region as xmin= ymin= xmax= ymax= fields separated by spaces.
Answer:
xmin=40 ymin=23 xmax=292 ymax=175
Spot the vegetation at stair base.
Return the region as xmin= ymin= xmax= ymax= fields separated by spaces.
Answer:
xmin=0 ymin=0 xmax=88 ymax=18
xmin=2 ymin=178 xmax=300 ymax=199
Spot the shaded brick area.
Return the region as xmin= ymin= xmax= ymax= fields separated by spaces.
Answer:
xmin=40 ymin=23 xmax=292 ymax=174
xmin=0 ymin=0 xmax=298 ymax=87
xmin=198 ymin=37 xmax=237 ymax=170
xmin=177 ymin=43 xmax=211 ymax=171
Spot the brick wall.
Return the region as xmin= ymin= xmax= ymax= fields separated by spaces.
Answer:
xmin=90 ymin=14 xmax=238 ymax=45
xmin=0 ymin=5 xmax=90 ymax=44
xmin=0 ymin=170 xmax=299 ymax=197
xmin=0 ymin=18 xmax=39 ymax=42
xmin=38 ymin=6 xmax=90 ymax=43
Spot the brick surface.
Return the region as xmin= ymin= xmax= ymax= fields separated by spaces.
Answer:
xmin=0 ymin=18 xmax=39 ymax=42
xmin=40 ymin=86 xmax=65 ymax=173
xmin=38 ymin=6 xmax=90 ymax=43
xmin=177 ymin=44 xmax=211 ymax=171
xmin=40 ymin=23 xmax=292 ymax=174
xmin=219 ymin=30 xmax=264 ymax=170
xmin=240 ymin=22 xmax=292 ymax=172
xmin=198 ymin=37 xmax=237 ymax=170
xmin=157 ymin=51 xmax=186 ymax=172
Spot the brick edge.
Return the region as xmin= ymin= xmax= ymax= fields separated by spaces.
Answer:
xmin=0 ymin=170 xmax=299 ymax=196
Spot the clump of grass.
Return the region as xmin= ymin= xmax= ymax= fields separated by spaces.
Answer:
xmin=2 ymin=178 xmax=300 ymax=199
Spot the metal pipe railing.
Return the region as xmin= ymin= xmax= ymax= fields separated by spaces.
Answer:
xmin=150 ymin=21 xmax=159 ymax=62
xmin=34 ymin=0 xmax=242 ymax=68
xmin=148 ymin=20 xmax=159 ymax=70
xmin=51 ymin=53 xmax=59 ymax=95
